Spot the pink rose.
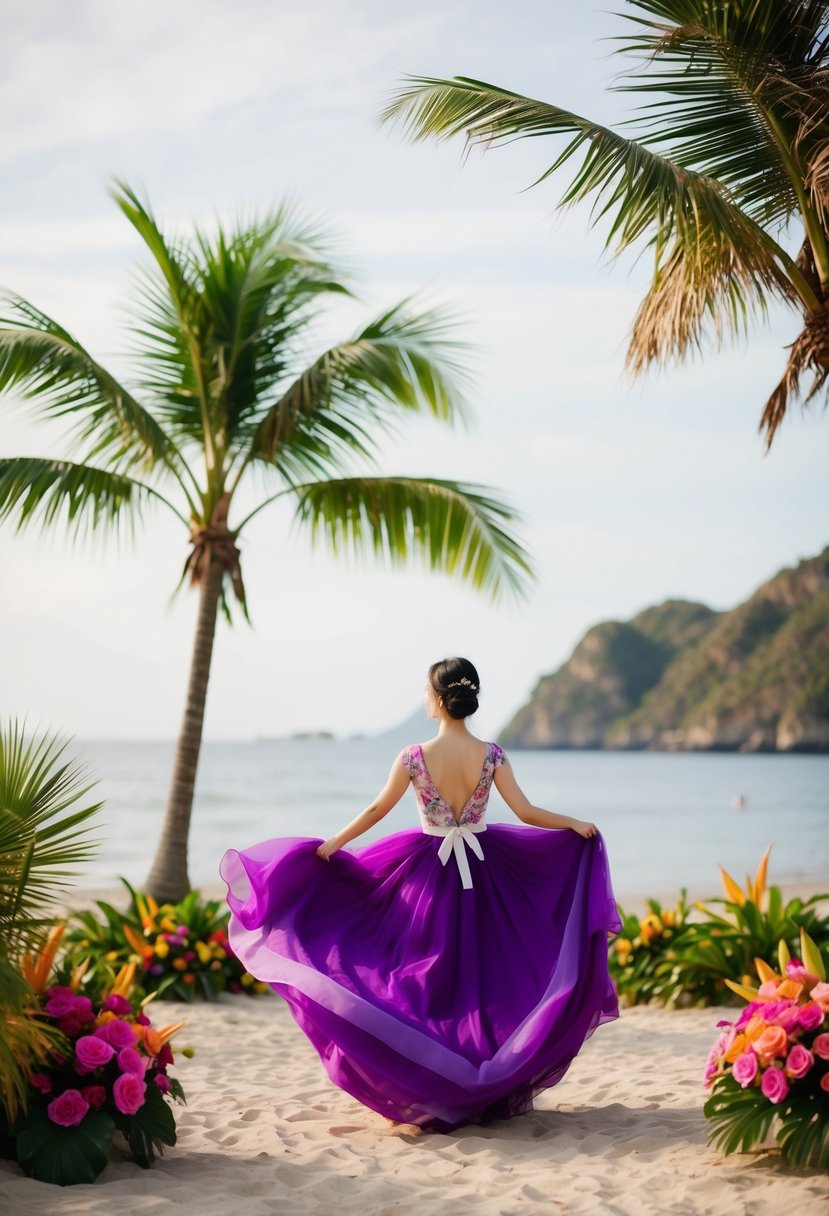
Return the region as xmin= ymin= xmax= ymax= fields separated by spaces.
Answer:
xmin=153 ymin=1073 xmax=171 ymax=1093
xmin=785 ymin=1045 xmax=814 ymax=1079
xmin=44 ymin=992 xmax=76 ymax=1017
xmin=79 ymin=1084 xmax=107 ymax=1110
xmin=71 ymin=995 xmax=94 ymax=1021
xmin=112 ymin=1072 xmax=146 ymax=1115
xmin=732 ymin=1050 xmax=758 ymax=1087
xmin=102 ymin=993 xmax=132 ymax=1015
xmin=95 ymin=1019 xmax=138 ymax=1049
xmin=47 ymin=1088 xmax=90 ymax=1127
xmin=770 ymin=1005 xmax=802 ymax=1035
xmin=28 ymin=1073 xmax=53 ymax=1094
xmin=810 ymin=982 xmax=829 ymax=1011
xmin=760 ymin=1066 xmax=789 ymax=1104
xmin=821 ymin=1072 xmax=829 ymax=1093
xmin=785 ymin=960 xmax=821 ymax=987
xmin=117 ymin=1046 xmax=147 ymax=1076
xmin=797 ymin=1002 xmax=825 ymax=1032
xmin=75 ymin=1034 xmax=115 ymax=1072
xmin=813 ymin=1033 xmax=829 ymax=1060
xmin=757 ymin=980 xmax=779 ymax=998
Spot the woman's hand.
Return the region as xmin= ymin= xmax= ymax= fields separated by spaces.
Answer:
xmin=316 ymin=836 xmax=343 ymax=861
xmin=570 ymin=819 xmax=599 ymax=838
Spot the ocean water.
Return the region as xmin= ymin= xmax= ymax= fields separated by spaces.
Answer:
xmin=71 ymin=738 xmax=829 ymax=904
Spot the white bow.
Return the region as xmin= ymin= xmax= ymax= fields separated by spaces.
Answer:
xmin=436 ymin=824 xmax=485 ymax=889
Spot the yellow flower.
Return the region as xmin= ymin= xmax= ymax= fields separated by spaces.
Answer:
xmin=240 ymin=972 xmax=254 ymax=987
xmin=105 ymin=949 xmax=120 ymax=962
xmin=212 ymin=945 xmax=226 ymax=960
xmin=154 ymin=939 xmax=170 ymax=959
xmin=254 ymin=981 xmax=269 ymax=993
xmin=195 ymin=941 xmax=212 ymax=965
xmin=662 ymin=909 xmax=675 ymax=927
xmin=613 ymin=938 xmax=633 ymax=960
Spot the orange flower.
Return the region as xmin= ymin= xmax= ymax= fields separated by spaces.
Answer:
xmin=742 ymin=1015 xmax=767 ymax=1043
xmin=723 ymin=1033 xmax=749 ymax=1063
xmin=754 ymin=1025 xmax=789 ymax=1061
xmin=774 ymin=978 xmax=803 ymax=1001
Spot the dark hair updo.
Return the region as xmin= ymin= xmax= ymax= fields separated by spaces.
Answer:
xmin=428 ymin=657 xmax=481 ymax=720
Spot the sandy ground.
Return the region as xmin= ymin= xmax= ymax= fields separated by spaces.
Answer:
xmin=2 ymin=995 xmax=828 ymax=1216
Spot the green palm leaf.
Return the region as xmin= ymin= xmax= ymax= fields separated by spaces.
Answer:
xmin=0 ymin=457 xmax=185 ymax=539
xmin=288 ymin=475 xmax=534 ymax=604
xmin=0 ymin=720 xmax=104 ymax=1122
xmin=247 ymin=297 xmax=471 ymax=472
xmin=0 ymin=294 xmax=187 ymax=481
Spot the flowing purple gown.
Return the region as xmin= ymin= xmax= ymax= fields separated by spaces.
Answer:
xmin=219 ymin=741 xmax=622 ymax=1133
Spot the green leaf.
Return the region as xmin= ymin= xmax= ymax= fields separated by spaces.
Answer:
xmin=14 ymin=1106 xmax=114 ymax=1186
xmin=290 ymin=474 xmax=534 ymax=604
xmin=120 ymin=1078 xmax=177 ymax=1167
xmin=0 ymin=457 xmax=184 ymax=541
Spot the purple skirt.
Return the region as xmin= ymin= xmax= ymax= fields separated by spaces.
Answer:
xmin=219 ymin=823 xmax=622 ymax=1133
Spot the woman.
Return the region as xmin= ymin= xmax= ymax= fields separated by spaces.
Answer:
xmin=219 ymin=657 xmax=622 ymax=1134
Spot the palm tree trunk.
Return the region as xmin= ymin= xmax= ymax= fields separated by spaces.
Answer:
xmin=144 ymin=555 xmax=224 ymax=903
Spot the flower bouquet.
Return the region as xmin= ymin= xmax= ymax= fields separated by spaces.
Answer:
xmin=62 ymin=877 xmax=270 ymax=1001
xmin=1 ymin=924 xmax=190 ymax=1185
xmin=702 ymin=924 xmax=829 ymax=1169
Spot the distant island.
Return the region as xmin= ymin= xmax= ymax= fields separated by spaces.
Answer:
xmin=500 ymin=545 xmax=829 ymax=753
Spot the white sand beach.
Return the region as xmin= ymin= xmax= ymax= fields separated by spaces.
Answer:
xmin=3 ymin=974 xmax=829 ymax=1214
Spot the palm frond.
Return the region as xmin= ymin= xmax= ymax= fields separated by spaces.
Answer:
xmin=609 ymin=0 xmax=829 ymax=228
xmin=245 ymin=298 xmax=472 ymax=482
xmin=0 ymin=457 xmax=185 ymax=540
xmin=113 ymin=178 xmax=352 ymax=452
xmin=381 ymin=75 xmax=809 ymax=357
xmin=289 ymin=475 xmax=534 ymax=603
xmin=0 ymin=293 xmax=186 ymax=481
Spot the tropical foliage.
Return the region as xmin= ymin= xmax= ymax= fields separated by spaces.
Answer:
xmin=0 ymin=924 xmax=189 ymax=1185
xmin=607 ymin=847 xmax=829 ymax=1006
xmin=0 ymin=720 xmax=103 ymax=1124
xmin=609 ymin=889 xmax=692 ymax=1005
xmin=0 ymin=180 xmax=533 ymax=904
xmin=703 ymin=926 xmax=829 ymax=1169
xmin=381 ymin=0 xmax=829 ymax=450
xmin=61 ymin=877 xmax=269 ymax=1002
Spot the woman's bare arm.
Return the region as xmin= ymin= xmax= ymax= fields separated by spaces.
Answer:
xmin=493 ymin=758 xmax=598 ymax=837
xmin=316 ymin=757 xmax=411 ymax=859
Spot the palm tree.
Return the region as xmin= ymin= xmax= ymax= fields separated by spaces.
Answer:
xmin=0 ymin=719 xmax=103 ymax=1124
xmin=0 ymin=181 xmax=533 ymax=904
xmin=380 ymin=0 xmax=829 ymax=450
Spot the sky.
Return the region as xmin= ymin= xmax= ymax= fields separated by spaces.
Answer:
xmin=1 ymin=0 xmax=827 ymax=742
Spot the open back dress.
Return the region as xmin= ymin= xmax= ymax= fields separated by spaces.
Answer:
xmin=219 ymin=741 xmax=622 ymax=1133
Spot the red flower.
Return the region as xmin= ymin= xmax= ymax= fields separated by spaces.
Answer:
xmin=80 ymin=1084 xmax=107 ymax=1109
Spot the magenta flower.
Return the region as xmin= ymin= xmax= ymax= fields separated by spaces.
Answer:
xmin=47 ymin=1088 xmax=90 ymax=1127
xmin=71 ymin=995 xmax=94 ymax=1021
xmin=760 ymin=1066 xmax=790 ymax=1104
xmin=28 ymin=1073 xmax=53 ymax=1094
xmin=135 ymin=1011 xmax=151 ymax=1026
xmin=95 ymin=1018 xmax=137 ymax=1049
xmin=785 ymin=1044 xmax=814 ymax=1079
xmin=44 ymin=992 xmax=76 ymax=1017
xmin=75 ymin=1034 xmax=115 ymax=1072
xmin=79 ymin=1083 xmax=107 ymax=1110
xmin=732 ymin=1050 xmax=758 ymax=1088
xmin=58 ymin=1013 xmax=85 ymax=1038
xmin=797 ymin=1002 xmax=824 ymax=1032
xmin=153 ymin=1073 xmax=171 ymax=1093
xmin=102 ymin=993 xmax=132 ymax=1015
xmin=117 ymin=1046 xmax=147 ymax=1076
xmin=113 ymin=1072 xmax=147 ymax=1115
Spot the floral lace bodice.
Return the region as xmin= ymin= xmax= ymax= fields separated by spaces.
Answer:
xmin=399 ymin=741 xmax=507 ymax=830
